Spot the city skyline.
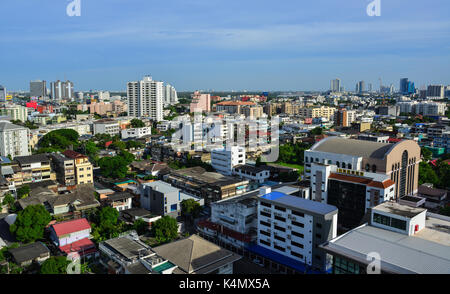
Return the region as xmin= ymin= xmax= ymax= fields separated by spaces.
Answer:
xmin=1 ymin=0 xmax=450 ymax=91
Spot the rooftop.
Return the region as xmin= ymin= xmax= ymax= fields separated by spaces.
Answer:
xmin=310 ymin=137 xmax=393 ymax=159
xmin=321 ymin=217 xmax=450 ymax=274
xmin=373 ymin=202 xmax=426 ymax=219
xmin=152 ymin=234 xmax=241 ymax=274
xmin=260 ymin=191 xmax=338 ymax=216
xmin=8 ymin=242 xmax=50 ymax=264
xmin=15 ymin=153 xmax=50 ymax=165
xmin=103 ymin=235 xmax=152 ymax=261
xmin=51 ymin=218 xmax=91 ymax=237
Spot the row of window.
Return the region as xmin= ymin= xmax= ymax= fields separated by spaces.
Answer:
xmin=373 ymin=213 xmax=407 ymax=230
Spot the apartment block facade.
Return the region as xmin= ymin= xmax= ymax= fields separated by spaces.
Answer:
xmin=63 ymin=150 xmax=93 ymax=185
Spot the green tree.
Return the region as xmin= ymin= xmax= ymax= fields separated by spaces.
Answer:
xmin=151 ymin=216 xmax=178 ymax=244
xmin=181 ymin=199 xmax=202 ymax=221
xmin=84 ymin=141 xmax=100 ymax=157
xmin=40 ymin=256 xmax=71 ymax=274
xmin=421 ymin=147 xmax=433 ymax=161
xmin=10 ymin=205 xmax=52 ymax=243
xmin=418 ymin=162 xmax=439 ymax=186
xmin=16 ymin=185 xmax=31 ymax=199
xmin=133 ymin=219 xmax=148 ymax=235
xmin=310 ymin=127 xmax=323 ymax=136
xmin=130 ymin=119 xmax=145 ymax=128
xmin=39 ymin=129 xmax=80 ymax=150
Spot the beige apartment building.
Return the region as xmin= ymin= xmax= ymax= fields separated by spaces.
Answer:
xmin=63 ymin=150 xmax=93 ymax=185
xmin=298 ymin=106 xmax=336 ymax=120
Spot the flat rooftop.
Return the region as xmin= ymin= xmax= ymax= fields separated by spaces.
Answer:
xmin=261 ymin=191 xmax=338 ymax=216
xmin=103 ymin=236 xmax=152 ymax=261
xmin=373 ymin=201 xmax=426 ymax=218
xmin=321 ymin=216 xmax=450 ymax=274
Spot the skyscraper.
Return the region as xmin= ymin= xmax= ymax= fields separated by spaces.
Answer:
xmin=0 ymin=85 xmax=6 ymax=102
xmin=400 ymin=78 xmax=415 ymax=95
xmin=51 ymin=80 xmax=74 ymax=100
xmin=127 ymin=76 xmax=164 ymax=121
xmin=163 ymin=84 xmax=178 ymax=106
xmin=426 ymin=85 xmax=445 ymax=99
xmin=356 ymin=81 xmax=365 ymax=94
xmin=30 ymin=80 xmax=47 ymax=98
xmin=330 ymin=79 xmax=341 ymax=92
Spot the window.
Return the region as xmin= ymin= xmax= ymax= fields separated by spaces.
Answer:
xmin=372 ymin=164 xmax=377 ymax=173
xmin=292 ymin=221 xmax=304 ymax=228
xmin=260 ymin=201 xmax=271 ymax=208
xmin=316 ymin=223 xmax=322 ymax=229
xmin=260 ymin=230 xmax=270 ymax=237
xmin=291 ymin=241 xmax=304 ymax=249
xmin=347 ymin=164 xmax=352 ymax=169
xmin=292 ymin=231 xmax=304 ymax=238
xmin=315 ymin=233 xmax=322 ymax=239
xmin=260 ymin=211 xmax=271 ymax=218
xmin=260 ymin=220 xmax=271 ymax=227
xmin=274 ymin=245 xmax=285 ymax=252
xmin=336 ymin=162 xmax=340 ymax=168
xmin=260 ymin=240 xmax=270 ymax=246
xmin=275 ymin=215 xmax=286 ymax=222
xmin=274 ymin=206 xmax=286 ymax=212
xmin=291 ymin=251 xmax=303 ymax=259
xmin=274 ymin=225 xmax=286 ymax=232
xmin=292 ymin=211 xmax=304 ymax=218
xmin=341 ymin=162 xmax=346 ymax=169
xmin=391 ymin=218 xmax=407 ymax=230
xmin=274 ymin=235 xmax=286 ymax=242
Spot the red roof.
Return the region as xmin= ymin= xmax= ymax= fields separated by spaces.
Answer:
xmin=105 ymin=141 xmax=113 ymax=148
xmin=388 ymin=138 xmax=402 ymax=143
xmin=329 ymin=173 xmax=395 ymax=189
xmin=63 ymin=150 xmax=87 ymax=159
xmin=52 ymin=218 xmax=91 ymax=236
xmin=59 ymin=238 xmax=97 ymax=257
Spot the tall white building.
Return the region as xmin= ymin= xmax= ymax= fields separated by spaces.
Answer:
xmin=51 ymin=80 xmax=74 ymax=101
xmin=257 ymin=187 xmax=338 ymax=272
xmin=0 ymin=85 xmax=6 ymax=102
xmin=98 ymin=91 xmax=110 ymax=102
xmin=426 ymin=85 xmax=445 ymax=99
xmin=0 ymin=122 xmax=30 ymax=158
xmin=163 ymin=84 xmax=178 ymax=106
xmin=211 ymin=146 xmax=245 ymax=176
xmin=127 ymin=76 xmax=164 ymax=121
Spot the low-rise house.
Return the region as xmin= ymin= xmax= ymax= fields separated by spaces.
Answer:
xmin=49 ymin=153 xmax=76 ymax=186
xmin=49 ymin=218 xmax=98 ymax=259
xmin=105 ymin=192 xmax=133 ymax=212
xmin=233 ymin=164 xmax=271 ymax=184
xmin=49 ymin=184 xmax=100 ymax=217
xmin=152 ymin=234 xmax=242 ymax=274
xmin=119 ymin=208 xmax=161 ymax=227
xmin=12 ymin=154 xmax=56 ymax=186
xmin=8 ymin=242 xmax=50 ymax=267
xmin=417 ymin=184 xmax=448 ymax=209
xmin=98 ymin=231 xmax=178 ymax=274
xmin=140 ymin=181 xmax=204 ymax=218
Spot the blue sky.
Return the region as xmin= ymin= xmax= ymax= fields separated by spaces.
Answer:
xmin=1 ymin=0 xmax=449 ymax=91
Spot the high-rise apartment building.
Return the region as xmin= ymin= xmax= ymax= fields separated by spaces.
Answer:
xmin=51 ymin=80 xmax=74 ymax=100
xmin=163 ymin=84 xmax=178 ymax=106
xmin=330 ymin=79 xmax=341 ymax=92
xmin=0 ymin=122 xmax=30 ymax=158
xmin=426 ymin=85 xmax=445 ymax=99
xmin=0 ymin=85 xmax=6 ymax=102
xmin=30 ymin=80 xmax=47 ymax=98
xmin=190 ymin=91 xmax=211 ymax=113
xmin=127 ymin=76 xmax=164 ymax=121
xmin=334 ymin=109 xmax=356 ymax=127
xmin=356 ymin=81 xmax=365 ymax=94
xmin=400 ymin=78 xmax=415 ymax=95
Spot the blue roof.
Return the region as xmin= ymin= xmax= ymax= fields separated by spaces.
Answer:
xmin=261 ymin=192 xmax=338 ymax=215
xmin=261 ymin=191 xmax=285 ymax=201
xmin=246 ymin=244 xmax=328 ymax=274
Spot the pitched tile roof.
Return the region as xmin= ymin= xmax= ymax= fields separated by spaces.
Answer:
xmin=51 ymin=218 xmax=91 ymax=237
